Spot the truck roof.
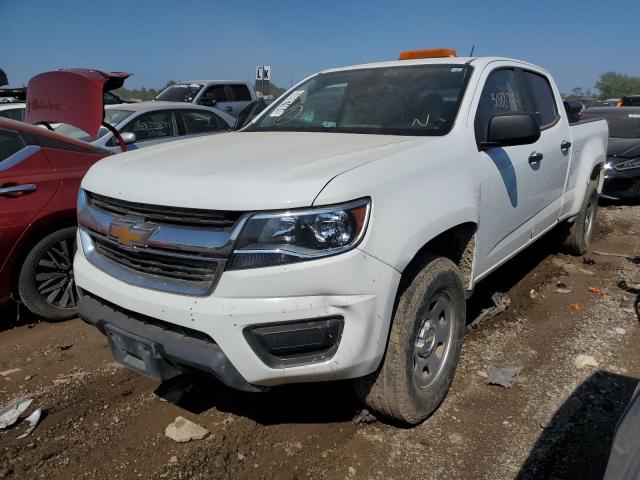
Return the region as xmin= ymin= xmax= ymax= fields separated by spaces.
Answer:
xmin=322 ymin=56 xmax=549 ymax=76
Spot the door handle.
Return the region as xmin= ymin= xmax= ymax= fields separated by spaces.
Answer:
xmin=225 ymin=106 xmax=233 ymax=112
xmin=528 ymin=152 xmax=543 ymax=164
xmin=561 ymin=140 xmax=572 ymax=150
xmin=0 ymin=184 xmax=36 ymax=196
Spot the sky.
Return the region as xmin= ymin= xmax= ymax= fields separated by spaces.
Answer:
xmin=2 ymin=0 xmax=639 ymax=95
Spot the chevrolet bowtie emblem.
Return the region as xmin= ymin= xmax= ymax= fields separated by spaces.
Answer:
xmin=108 ymin=219 xmax=158 ymax=247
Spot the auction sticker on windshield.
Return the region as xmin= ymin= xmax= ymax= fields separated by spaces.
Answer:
xmin=270 ymin=90 xmax=305 ymax=117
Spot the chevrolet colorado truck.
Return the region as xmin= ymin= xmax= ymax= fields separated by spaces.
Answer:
xmin=75 ymin=50 xmax=608 ymax=425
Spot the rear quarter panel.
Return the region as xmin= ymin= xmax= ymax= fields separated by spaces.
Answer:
xmin=559 ymin=119 xmax=608 ymax=219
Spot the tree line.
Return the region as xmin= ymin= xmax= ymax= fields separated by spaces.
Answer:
xmin=563 ymin=72 xmax=640 ymax=100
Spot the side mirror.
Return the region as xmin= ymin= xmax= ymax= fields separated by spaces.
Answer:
xmin=199 ymin=98 xmax=217 ymax=107
xmin=480 ymin=113 xmax=541 ymax=150
xmin=121 ymin=132 xmax=136 ymax=145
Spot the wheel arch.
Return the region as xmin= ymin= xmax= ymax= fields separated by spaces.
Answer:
xmin=9 ymin=209 xmax=77 ymax=299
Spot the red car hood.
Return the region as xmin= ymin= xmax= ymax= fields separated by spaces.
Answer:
xmin=25 ymin=69 xmax=129 ymax=137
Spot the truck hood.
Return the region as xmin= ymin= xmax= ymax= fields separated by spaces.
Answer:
xmin=608 ymin=138 xmax=640 ymax=159
xmin=82 ymin=131 xmax=424 ymax=210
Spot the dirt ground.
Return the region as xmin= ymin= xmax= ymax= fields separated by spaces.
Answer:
xmin=0 ymin=204 xmax=638 ymax=480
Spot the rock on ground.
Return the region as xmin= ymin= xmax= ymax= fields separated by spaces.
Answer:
xmin=165 ymin=416 xmax=209 ymax=443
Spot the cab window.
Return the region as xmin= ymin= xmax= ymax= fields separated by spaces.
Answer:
xmin=475 ymin=69 xmax=526 ymax=144
xmin=229 ymin=84 xmax=252 ymax=101
xmin=199 ymin=85 xmax=227 ymax=105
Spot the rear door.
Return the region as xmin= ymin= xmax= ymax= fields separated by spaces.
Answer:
xmin=0 ymin=129 xmax=60 ymax=271
xmin=519 ymin=69 xmax=572 ymax=236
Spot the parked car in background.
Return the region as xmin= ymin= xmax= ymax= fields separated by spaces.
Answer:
xmin=76 ymin=50 xmax=607 ymax=425
xmin=55 ymin=102 xmax=234 ymax=153
xmin=155 ymin=81 xmax=256 ymax=117
xmin=0 ymin=117 xmax=110 ymax=320
xmin=619 ymin=95 xmax=640 ymax=107
xmin=582 ymin=107 xmax=640 ymax=200
xmin=0 ymin=102 xmax=25 ymax=121
xmin=603 ymin=384 xmax=640 ymax=480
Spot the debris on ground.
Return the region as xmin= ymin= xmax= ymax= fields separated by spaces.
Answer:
xmin=574 ymin=355 xmax=599 ymax=369
xmin=0 ymin=369 xmax=21 ymax=378
xmin=352 ymin=408 xmax=377 ymax=425
xmin=613 ymin=327 xmax=626 ymax=335
xmin=467 ymin=293 xmax=511 ymax=330
xmin=588 ymin=287 xmax=602 ymax=294
xmin=165 ymin=416 xmax=209 ymax=443
xmin=529 ymin=289 xmax=538 ymax=299
xmin=583 ymin=257 xmax=596 ymax=265
xmin=570 ymin=303 xmax=580 ymax=311
xmin=0 ymin=398 xmax=33 ymax=429
xmin=17 ymin=408 xmax=42 ymax=439
xmin=486 ymin=366 xmax=523 ymax=388
xmin=556 ymin=287 xmax=572 ymax=294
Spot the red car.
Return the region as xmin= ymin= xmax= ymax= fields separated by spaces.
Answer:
xmin=0 ymin=69 xmax=128 ymax=320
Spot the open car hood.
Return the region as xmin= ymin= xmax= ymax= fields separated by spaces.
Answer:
xmin=25 ymin=69 xmax=130 ymax=137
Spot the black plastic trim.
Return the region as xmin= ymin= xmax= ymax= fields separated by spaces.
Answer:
xmin=243 ymin=316 xmax=344 ymax=368
xmin=78 ymin=291 xmax=265 ymax=392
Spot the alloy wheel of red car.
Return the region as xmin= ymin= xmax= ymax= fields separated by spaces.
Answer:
xmin=35 ymin=237 xmax=77 ymax=309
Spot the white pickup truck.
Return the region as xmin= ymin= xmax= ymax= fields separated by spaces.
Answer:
xmin=75 ymin=50 xmax=608 ymax=425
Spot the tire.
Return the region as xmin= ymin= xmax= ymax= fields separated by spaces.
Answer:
xmin=18 ymin=227 xmax=78 ymax=321
xmin=561 ymin=180 xmax=598 ymax=255
xmin=354 ymin=255 xmax=466 ymax=425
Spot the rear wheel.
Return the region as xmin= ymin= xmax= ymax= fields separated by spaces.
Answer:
xmin=18 ymin=227 xmax=78 ymax=321
xmin=561 ymin=181 xmax=598 ymax=255
xmin=354 ymin=255 xmax=466 ymax=425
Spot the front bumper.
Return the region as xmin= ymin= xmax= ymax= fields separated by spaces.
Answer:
xmin=74 ymin=237 xmax=400 ymax=387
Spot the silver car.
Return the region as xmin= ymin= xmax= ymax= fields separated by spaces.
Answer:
xmin=55 ymin=101 xmax=235 ymax=153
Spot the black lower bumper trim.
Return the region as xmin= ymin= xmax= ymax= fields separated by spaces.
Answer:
xmin=78 ymin=292 xmax=265 ymax=392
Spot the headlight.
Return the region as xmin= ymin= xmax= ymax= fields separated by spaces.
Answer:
xmin=227 ymin=198 xmax=370 ymax=270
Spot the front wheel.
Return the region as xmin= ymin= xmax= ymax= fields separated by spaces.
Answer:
xmin=354 ymin=255 xmax=466 ymax=425
xmin=18 ymin=227 xmax=78 ymax=321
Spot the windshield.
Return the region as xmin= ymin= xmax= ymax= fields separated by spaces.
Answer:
xmin=156 ymin=83 xmax=203 ymax=102
xmin=582 ymin=110 xmax=640 ymax=139
xmin=55 ymin=109 xmax=133 ymax=142
xmin=249 ymin=64 xmax=472 ymax=136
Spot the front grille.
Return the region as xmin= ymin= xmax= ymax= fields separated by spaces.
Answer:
xmin=87 ymin=191 xmax=243 ymax=228
xmin=93 ymin=235 xmax=218 ymax=285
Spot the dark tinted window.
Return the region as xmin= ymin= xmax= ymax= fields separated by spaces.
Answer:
xmin=622 ymin=97 xmax=640 ymax=107
xmin=475 ymin=69 xmax=526 ymax=143
xmin=0 ymin=130 xmax=24 ymax=163
xmin=229 ymin=84 xmax=252 ymax=101
xmin=522 ymin=71 xmax=558 ymax=127
xmin=180 ymin=110 xmax=228 ymax=134
xmin=200 ymin=85 xmax=227 ymax=104
xmin=120 ymin=111 xmax=175 ymax=142
xmin=0 ymin=108 xmax=25 ymax=121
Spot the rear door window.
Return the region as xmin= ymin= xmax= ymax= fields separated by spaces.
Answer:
xmin=179 ymin=110 xmax=229 ymax=134
xmin=0 ymin=130 xmax=25 ymax=164
xmin=116 ymin=110 xmax=176 ymax=144
xmin=475 ymin=69 xmax=527 ymax=143
xmin=522 ymin=71 xmax=559 ymax=128
xmin=0 ymin=108 xmax=25 ymax=121
xmin=229 ymin=84 xmax=252 ymax=101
